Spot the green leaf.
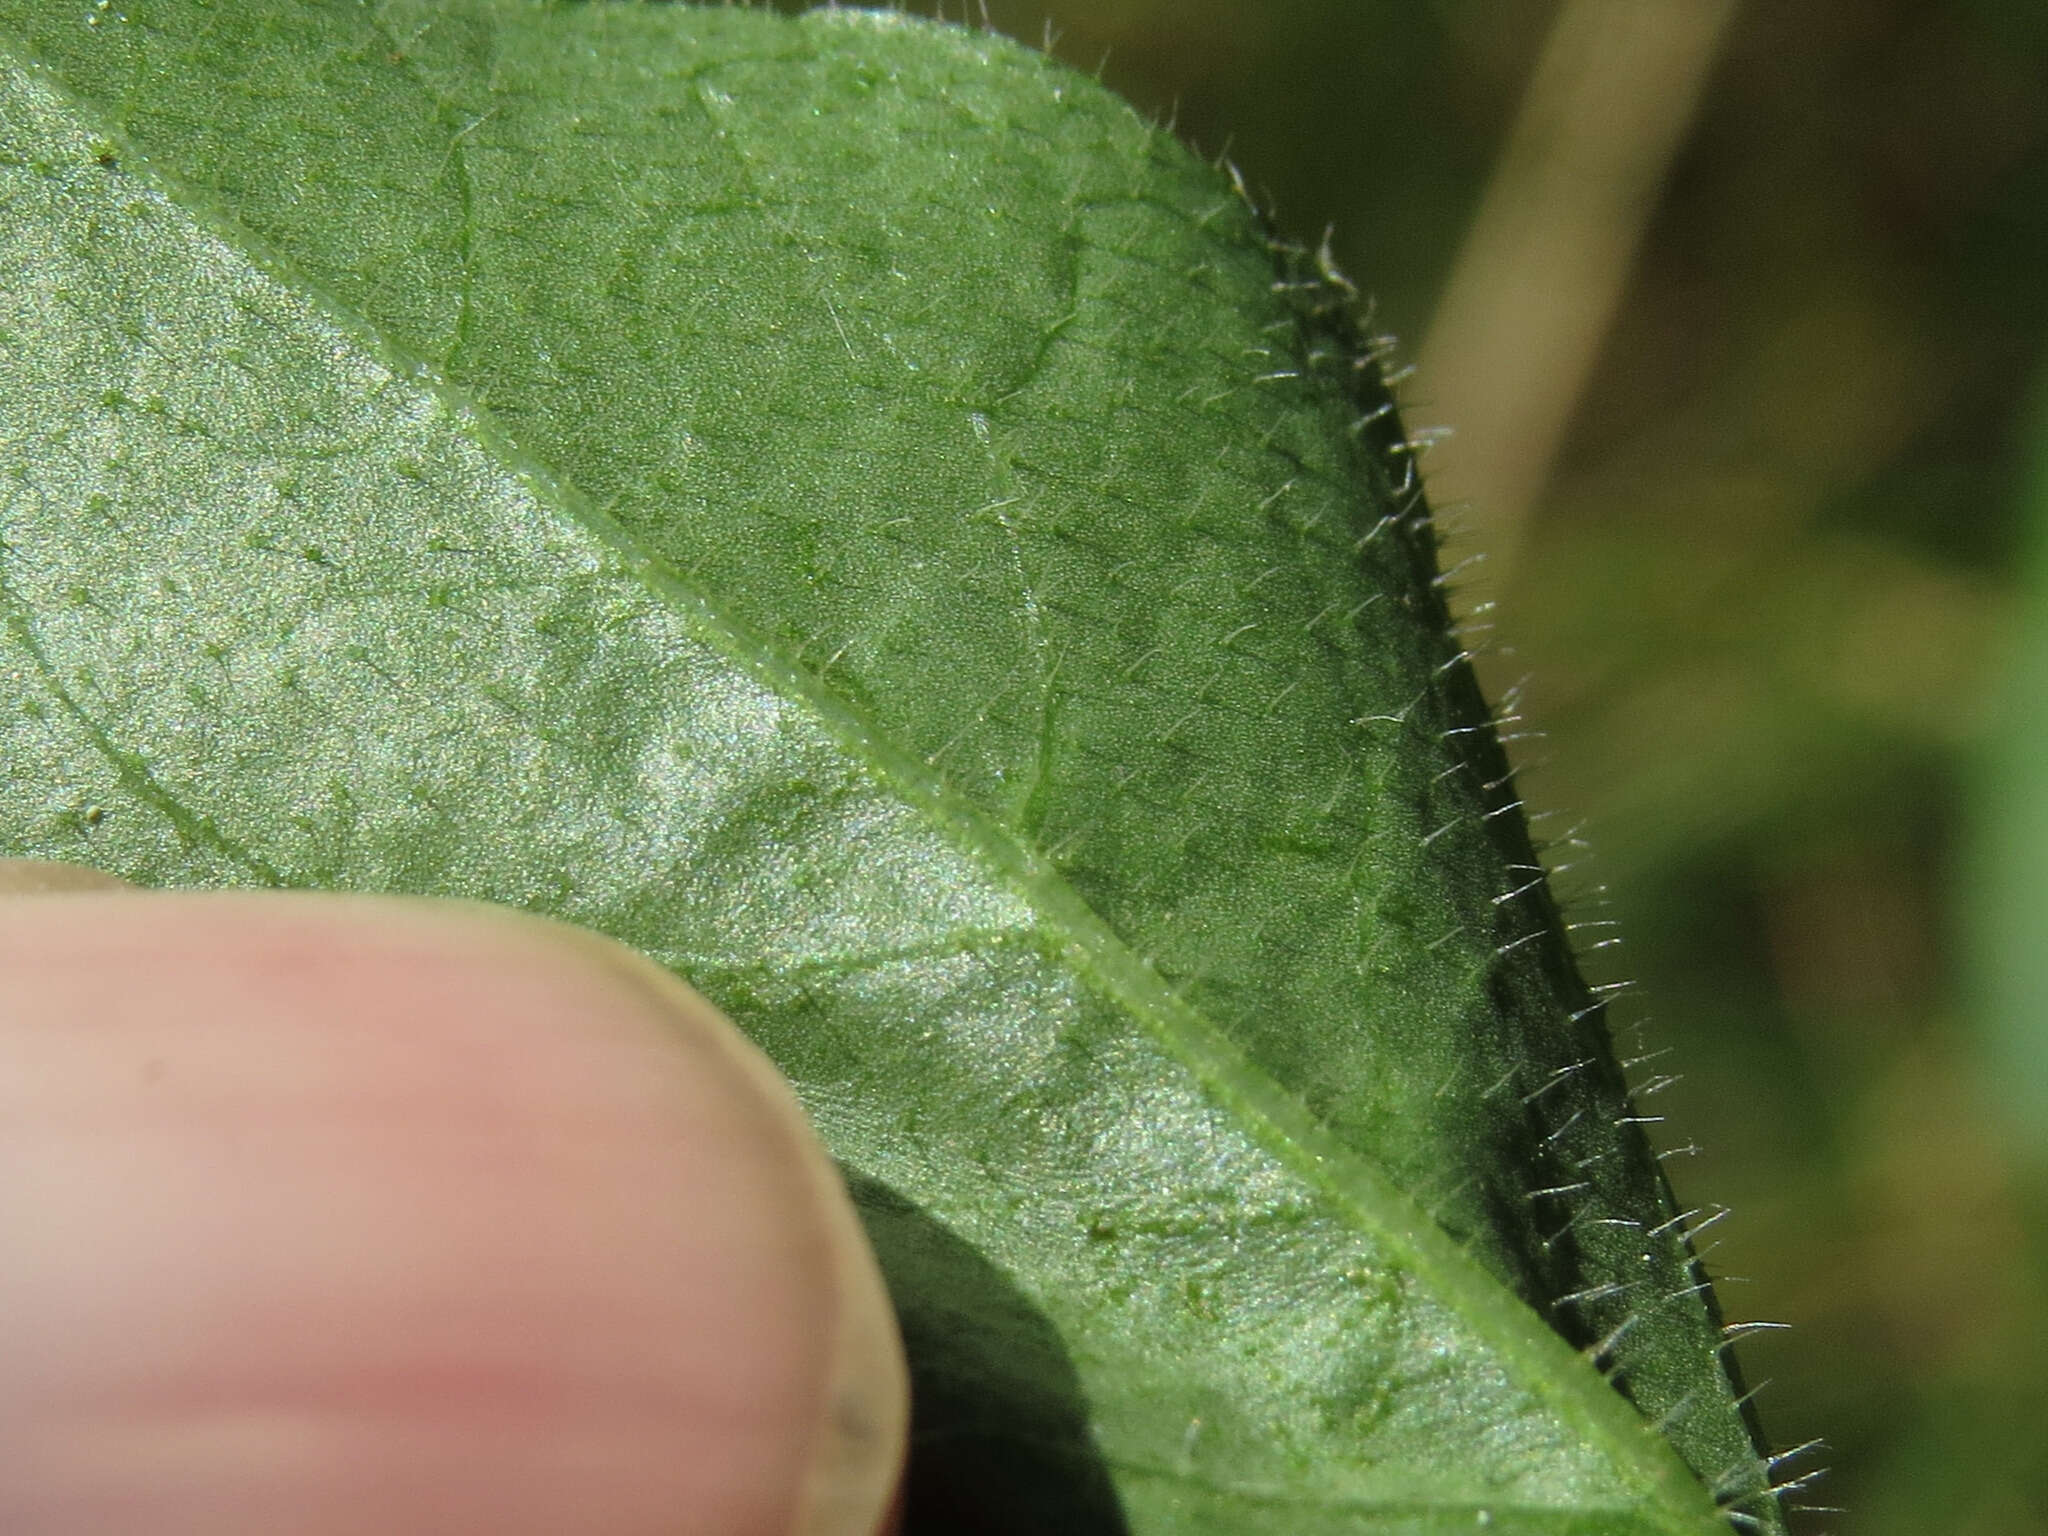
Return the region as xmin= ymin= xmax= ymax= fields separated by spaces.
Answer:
xmin=0 ymin=4 xmax=1777 ymax=1531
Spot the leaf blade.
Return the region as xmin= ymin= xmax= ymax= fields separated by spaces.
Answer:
xmin=0 ymin=8 xmax=1773 ymax=1530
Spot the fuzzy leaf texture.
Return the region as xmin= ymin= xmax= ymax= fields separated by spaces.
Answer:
xmin=0 ymin=4 xmax=1781 ymax=1532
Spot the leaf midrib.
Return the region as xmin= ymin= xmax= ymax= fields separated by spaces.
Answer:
xmin=4 ymin=37 xmax=1725 ymax=1532
xmin=1109 ymin=1456 xmax=1672 ymax=1529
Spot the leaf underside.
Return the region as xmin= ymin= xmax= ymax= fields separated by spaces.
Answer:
xmin=0 ymin=4 xmax=1778 ymax=1532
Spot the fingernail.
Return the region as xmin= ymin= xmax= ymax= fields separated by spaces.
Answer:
xmin=0 ymin=859 xmax=136 ymax=894
xmin=0 ymin=891 xmax=907 ymax=1535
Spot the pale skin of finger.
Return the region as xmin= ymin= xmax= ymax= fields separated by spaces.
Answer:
xmin=0 ymin=875 xmax=907 ymax=1535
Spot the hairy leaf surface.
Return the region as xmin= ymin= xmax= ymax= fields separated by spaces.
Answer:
xmin=0 ymin=5 xmax=1777 ymax=1531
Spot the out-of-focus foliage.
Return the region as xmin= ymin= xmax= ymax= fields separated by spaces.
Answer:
xmin=804 ymin=2 xmax=2048 ymax=1530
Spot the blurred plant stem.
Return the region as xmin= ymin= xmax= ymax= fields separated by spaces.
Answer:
xmin=1964 ymin=355 xmax=2048 ymax=1161
xmin=1419 ymin=0 xmax=1739 ymax=603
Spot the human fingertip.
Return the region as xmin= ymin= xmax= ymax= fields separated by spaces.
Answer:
xmin=0 ymin=890 xmax=908 ymax=1535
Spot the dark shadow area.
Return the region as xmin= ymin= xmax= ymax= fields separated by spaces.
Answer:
xmin=842 ymin=1168 xmax=1132 ymax=1536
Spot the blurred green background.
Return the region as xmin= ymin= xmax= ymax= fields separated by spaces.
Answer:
xmin=772 ymin=1 xmax=2048 ymax=1529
